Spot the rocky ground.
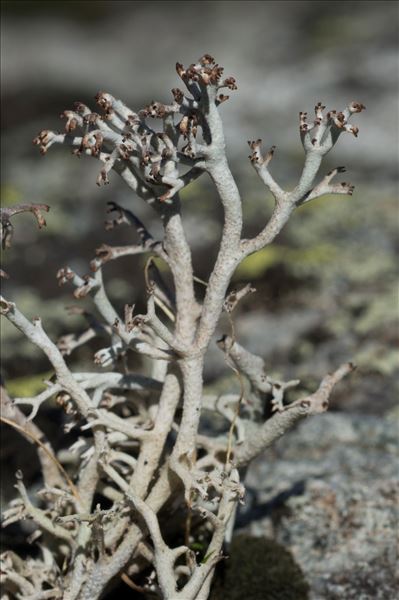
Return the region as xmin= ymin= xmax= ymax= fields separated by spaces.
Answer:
xmin=239 ymin=412 xmax=398 ymax=599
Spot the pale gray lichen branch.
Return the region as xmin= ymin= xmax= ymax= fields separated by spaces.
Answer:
xmin=242 ymin=101 xmax=365 ymax=255
xmin=235 ymin=362 xmax=356 ymax=466
xmin=0 ymin=203 xmax=50 ymax=250
xmin=217 ymin=335 xmax=300 ymax=414
xmin=56 ymin=262 xmax=174 ymax=365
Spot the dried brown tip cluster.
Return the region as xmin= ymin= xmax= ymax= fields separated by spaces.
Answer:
xmin=341 ymin=182 xmax=355 ymax=195
xmin=32 ymin=54 xmax=238 ymax=205
xmin=32 ymin=130 xmax=55 ymax=155
xmin=56 ymin=267 xmax=74 ymax=286
xmin=95 ymin=91 xmax=113 ymax=115
xmin=60 ymin=110 xmax=79 ymax=133
xmin=176 ymin=54 xmax=237 ymax=95
xmin=247 ymin=139 xmax=276 ymax=166
xmin=56 ymin=267 xmax=97 ymax=299
xmin=349 ymin=102 xmax=366 ymax=113
xmin=299 ymin=101 xmax=365 ymax=140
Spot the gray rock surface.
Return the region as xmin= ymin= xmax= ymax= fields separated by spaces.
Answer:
xmin=238 ymin=412 xmax=399 ymax=599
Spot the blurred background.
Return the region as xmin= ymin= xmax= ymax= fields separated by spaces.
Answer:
xmin=2 ymin=0 xmax=397 ymax=403
xmin=1 ymin=1 xmax=398 ymax=597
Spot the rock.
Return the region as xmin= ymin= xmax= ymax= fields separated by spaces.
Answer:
xmin=237 ymin=413 xmax=398 ymax=599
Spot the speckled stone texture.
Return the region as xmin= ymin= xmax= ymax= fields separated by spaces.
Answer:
xmin=238 ymin=413 xmax=398 ymax=599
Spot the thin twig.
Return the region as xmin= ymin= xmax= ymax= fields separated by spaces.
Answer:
xmin=0 ymin=416 xmax=80 ymax=502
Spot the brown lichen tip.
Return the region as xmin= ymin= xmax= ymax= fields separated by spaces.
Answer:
xmin=1 ymin=204 xmax=50 ymax=241
xmin=96 ymin=168 xmax=110 ymax=187
xmin=247 ymin=139 xmax=262 ymax=150
xmin=199 ymin=64 xmax=224 ymax=86
xmin=176 ymin=56 xmax=236 ymax=93
xmin=144 ymin=101 xmax=167 ymax=119
xmin=0 ymin=298 xmax=15 ymax=314
xmin=56 ymin=267 xmax=74 ymax=286
xmin=341 ymin=182 xmax=355 ymax=195
xmin=84 ymin=112 xmax=100 ymax=125
xmin=60 ymin=111 xmax=78 ymax=133
xmin=33 ymin=207 xmax=49 ymax=229
xmin=178 ymin=115 xmax=189 ymax=136
xmin=216 ymin=94 xmax=230 ymax=105
xmin=334 ymin=112 xmax=346 ymax=128
xmin=94 ymin=243 xmax=112 ymax=259
xmin=74 ymin=102 xmax=88 ymax=114
xmin=349 ymin=102 xmax=366 ymax=113
xmin=73 ymin=275 xmax=94 ymax=299
xmin=198 ymin=54 xmax=215 ymax=66
xmin=33 ymin=129 xmax=53 ymax=154
xmin=176 ymin=62 xmax=185 ymax=78
xmin=299 ymin=111 xmax=308 ymax=132
xmin=95 ymin=91 xmax=113 ymax=116
xmin=223 ymin=77 xmax=237 ymax=90
xmin=171 ymin=88 xmax=184 ymax=104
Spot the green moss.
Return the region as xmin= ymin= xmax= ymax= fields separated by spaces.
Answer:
xmin=234 ymin=246 xmax=281 ymax=279
xmin=139 ymin=256 xmax=170 ymax=273
xmin=210 ymin=535 xmax=309 ymax=600
xmin=5 ymin=372 xmax=53 ymax=397
xmin=355 ymin=347 xmax=399 ymax=376
xmin=180 ymin=179 xmax=208 ymax=205
xmin=354 ymin=286 xmax=398 ymax=335
xmin=1 ymin=184 xmax=22 ymax=206
xmin=234 ymin=243 xmax=336 ymax=280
